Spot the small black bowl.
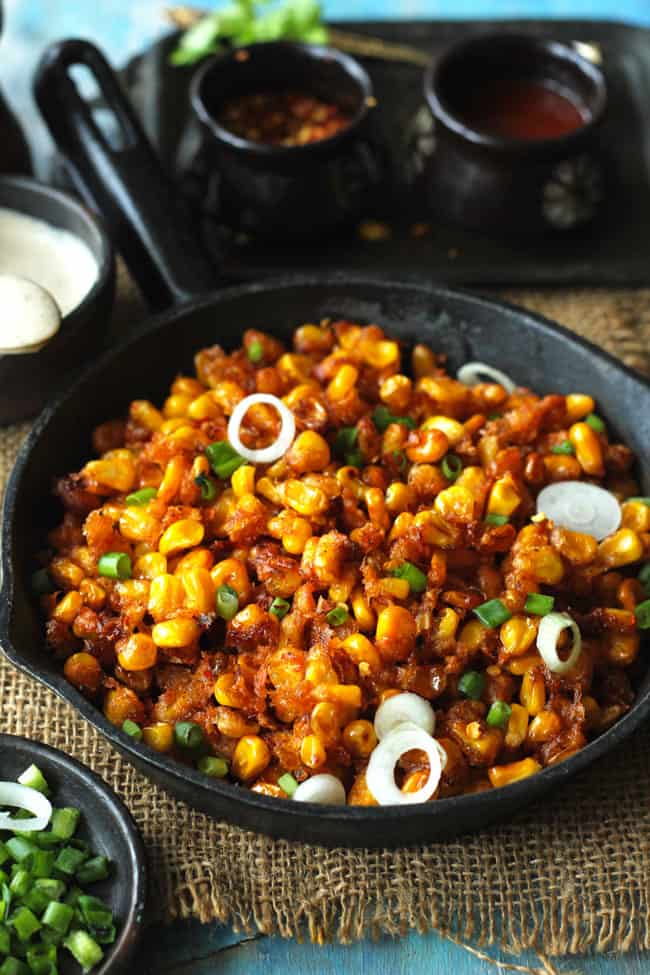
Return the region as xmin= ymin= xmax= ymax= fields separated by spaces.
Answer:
xmin=0 ymin=734 xmax=146 ymax=974
xmin=190 ymin=41 xmax=384 ymax=239
xmin=423 ymin=32 xmax=608 ymax=234
xmin=0 ymin=176 xmax=115 ymax=425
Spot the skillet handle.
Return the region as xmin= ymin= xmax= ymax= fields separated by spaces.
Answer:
xmin=34 ymin=39 xmax=216 ymax=311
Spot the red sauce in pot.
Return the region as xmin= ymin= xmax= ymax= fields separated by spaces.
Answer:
xmin=455 ymin=79 xmax=589 ymax=141
xmin=218 ymin=91 xmax=352 ymax=146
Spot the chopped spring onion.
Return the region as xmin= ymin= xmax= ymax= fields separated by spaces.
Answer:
xmin=227 ymin=393 xmax=296 ymax=464
xmin=326 ymin=604 xmax=349 ymax=626
xmin=536 ymin=481 xmax=621 ymax=541
xmin=636 ymin=599 xmax=650 ymax=630
xmin=371 ymin=406 xmax=416 ymax=432
xmin=486 ymin=700 xmax=512 ymax=729
xmin=174 ymin=721 xmax=204 ymax=751
xmin=473 ymin=598 xmax=511 ymax=628
xmin=391 ymin=561 xmax=427 ymax=593
xmin=0 ymin=783 xmax=52 ymax=833
xmin=247 ymin=339 xmax=264 ymax=363
xmin=366 ymin=724 xmax=443 ymax=805
xmin=125 ymin=487 xmax=157 ymax=506
xmin=50 ymin=807 xmax=80 ymax=841
xmin=97 ymin=552 xmax=132 ymax=581
xmin=17 ymin=766 xmax=49 ymax=796
xmin=457 ymin=362 xmax=516 ymax=394
xmin=278 ymin=773 xmax=298 ymax=797
xmin=537 ymin=612 xmax=582 ymax=674
xmin=585 ymin=413 xmax=606 ymax=433
xmin=30 ymin=569 xmax=54 ymax=596
xmin=64 ymin=929 xmax=104 ymax=972
xmin=485 ymin=513 xmax=509 ymax=526
xmin=195 ymin=473 xmax=217 ymax=501
xmin=10 ymin=906 xmax=40 ymax=942
xmin=216 ymin=584 xmax=239 ymax=621
xmin=333 ymin=426 xmax=364 ymax=467
xmin=441 ymin=453 xmax=462 ymax=481
xmin=458 ymin=670 xmax=485 ymax=700
xmin=197 ymin=756 xmax=229 ymax=778
xmin=75 ymin=856 xmax=110 ymax=886
xmin=269 ymin=597 xmax=291 ymax=620
xmin=373 ymin=692 xmax=435 ymax=741
xmin=550 ymin=440 xmax=575 ymax=455
xmin=205 ymin=441 xmax=246 ymax=479
xmin=524 ymin=593 xmax=555 ymax=616
xmin=122 ymin=719 xmax=143 ymax=742
xmin=627 ymin=497 xmax=650 ymax=508
xmin=292 ymin=774 xmax=346 ymax=804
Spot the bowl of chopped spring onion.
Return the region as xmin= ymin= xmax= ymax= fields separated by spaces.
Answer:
xmin=0 ymin=735 xmax=146 ymax=974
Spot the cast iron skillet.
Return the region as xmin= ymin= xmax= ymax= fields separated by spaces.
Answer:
xmin=3 ymin=38 xmax=648 ymax=848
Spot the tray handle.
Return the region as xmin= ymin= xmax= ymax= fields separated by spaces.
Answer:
xmin=34 ymin=39 xmax=216 ymax=311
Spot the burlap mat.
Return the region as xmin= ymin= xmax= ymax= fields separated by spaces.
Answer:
xmin=2 ymin=272 xmax=650 ymax=959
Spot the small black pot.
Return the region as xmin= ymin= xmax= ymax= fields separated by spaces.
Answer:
xmin=423 ymin=32 xmax=607 ymax=234
xmin=0 ymin=176 xmax=115 ymax=424
xmin=190 ymin=41 xmax=384 ymax=239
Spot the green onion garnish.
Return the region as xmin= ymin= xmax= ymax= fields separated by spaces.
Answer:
xmin=391 ymin=450 xmax=407 ymax=473
xmin=486 ymin=700 xmax=512 ymax=729
xmin=197 ymin=756 xmax=229 ymax=778
xmin=487 ymin=412 xmax=502 ymax=421
xmin=216 ymin=584 xmax=239 ymax=621
xmin=458 ymin=670 xmax=485 ymax=700
xmin=278 ymin=773 xmax=298 ymax=797
xmin=585 ymin=413 xmax=606 ymax=433
xmin=97 ymin=552 xmax=131 ymax=581
xmin=627 ymin=497 xmax=650 ymax=508
xmin=524 ymin=593 xmax=555 ymax=616
xmin=473 ymin=598 xmax=512 ymax=628
xmin=174 ymin=721 xmax=204 ymax=751
xmin=17 ymin=766 xmax=49 ymax=796
xmin=550 ymin=440 xmax=575 ymax=455
xmin=636 ymin=599 xmax=650 ymax=629
xmin=9 ymin=906 xmax=40 ymax=942
xmin=75 ymin=856 xmax=110 ymax=886
xmin=30 ymin=569 xmax=54 ymax=597
xmin=121 ymin=719 xmax=143 ymax=742
xmin=441 ymin=454 xmax=462 ymax=481
xmin=195 ymin=473 xmax=218 ymax=501
xmin=371 ymin=406 xmax=416 ymax=432
xmin=125 ymin=487 xmax=157 ymax=506
xmin=333 ymin=427 xmax=364 ymax=467
xmin=42 ymin=900 xmax=74 ymax=935
xmin=50 ymin=808 xmax=80 ymax=842
xmin=391 ymin=561 xmax=427 ymax=593
xmin=485 ymin=513 xmax=509 ymax=526
xmin=269 ymin=597 xmax=290 ymax=620
xmin=205 ymin=441 xmax=246 ymax=480
xmin=53 ymin=846 xmax=87 ymax=877
xmin=326 ymin=604 xmax=349 ymax=626
xmin=64 ymin=929 xmax=104 ymax=972
xmin=247 ymin=340 xmax=264 ymax=363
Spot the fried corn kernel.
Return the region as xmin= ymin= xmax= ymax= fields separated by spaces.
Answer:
xmin=598 ymin=529 xmax=643 ymax=569
xmin=134 ymin=552 xmax=167 ymax=580
xmin=327 ymin=364 xmax=359 ymax=401
xmin=565 ymin=394 xmax=595 ymax=422
xmin=350 ymin=588 xmax=376 ymax=632
xmin=379 ymin=374 xmax=412 ymax=411
xmin=422 ymin=415 xmax=464 ymax=446
xmin=151 ymin=618 xmax=200 ymax=648
xmin=406 ymin=428 xmax=449 ymax=464
xmin=300 ymin=734 xmax=328 ymax=769
xmin=232 ymin=736 xmax=272 ymax=781
xmin=504 ymin=703 xmax=529 ymax=749
xmin=287 ymin=430 xmax=331 ymax=473
xmin=117 ymin=633 xmax=158 ymax=671
xmin=621 ymin=500 xmax=650 ymax=533
xmin=385 ymin=482 xmax=415 ymax=514
xmin=486 ymin=474 xmax=521 ymax=518
xmin=232 ymin=464 xmax=256 ymax=498
xmin=285 ymin=479 xmax=329 ymax=516
xmin=147 ymin=574 xmax=185 ymax=621
xmin=64 ymin=652 xmax=103 ymax=694
xmin=343 ymin=719 xmax=378 ymax=758
xmin=520 ymin=669 xmax=546 ymax=716
xmin=527 ymin=711 xmax=562 ymax=744
xmin=52 ymin=590 xmax=83 ymax=624
xmin=174 ymin=548 xmax=214 ymax=574
xmin=341 ymin=633 xmax=382 ymax=672
xmin=130 ymin=399 xmax=163 ymax=432
xmin=79 ymin=578 xmax=106 ymax=610
xmin=310 ymin=702 xmax=341 ymax=745
xmin=569 ymin=421 xmax=604 ymax=477
xmin=434 ymin=485 xmax=475 ymax=523
xmin=159 ymin=518 xmax=205 ymax=556
xmin=375 ymin=605 xmax=416 ymax=662
xmin=488 ymin=758 xmax=541 ymax=788
xmin=143 ymin=723 xmax=174 ymax=753
xmin=83 ymin=451 xmax=136 ymax=493
xmin=210 ymin=558 xmax=251 ymax=601
xmin=500 ymin=616 xmax=538 ymax=658
xmin=181 ymin=567 xmax=216 ymax=613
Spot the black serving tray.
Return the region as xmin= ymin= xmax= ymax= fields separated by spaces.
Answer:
xmin=123 ymin=20 xmax=650 ymax=286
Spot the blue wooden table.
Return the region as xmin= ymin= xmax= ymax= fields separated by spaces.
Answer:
xmin=4 ymin=0 xmax=650 ymax=971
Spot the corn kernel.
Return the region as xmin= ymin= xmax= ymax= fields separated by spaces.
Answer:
xmin=341 ymin=633 xmax=382 ymax=671
xmin=313 ymin=684 xmax=362 ymax=710
xmin=83 ymin=450 xmax=136 ymax=493
xmin=147 ymin=573 xmax=185 ymax=621
xmin=385 ymin=482 xmax=415 ymax=514
xmin=621 ymin=500 xmax=650 ymax=533
xmin=214 ymin=673 xmax=238 ymax=706
xmin=285 ymin=479 xmax=329 ymax=516
xmin=119 ymin=508 xmax=161 ymax=545
xmin=159 ymin=518 xmax=205 ymax=556
xmin=232 ymin=464 xmax=256 ymax=498
xmin=434 ymin=485 xmax=475 ymax=523
xmin=343 ymin=719 xmax=378 ymax=758
xmin=350 ymin=588 xmax=375 ymax=633
xmin=79 ymin=578 xmax=106 ymax=610
xmin=117 ymin=633 xmax=158 ymax=671
xmin=171 ymin=376 xmax=204 ymax=399
xmin=210 ymin=558 xmax=251 ymax=601
xmin=520 ymin=669 xmax=546 ymax=715
xmin=188 ymin=391 xmax=221 ymax=420
xmin=486 ymin=474 xmax=521 ymax=518
xmin=130 ymin=399 xmax=163 ymax=432
xmin=52 ymin=590 xmax=83 ymax=623
xmin=181 ymin=567 xmax=215 ymax=613
xmin=379 ymin=374 xmax=412 ymax=411
xmin=63 ymin=652 xmax=102 ymax=693
xmin=458 ymin=619 xmax=489 ymax=651
xmin=232 ymin=735 xmax=271 ymax=781
xmin=300 ymin=734 xmax=327 ymax=769
xmin=360 ymin=338 xmax=399 ymax=369
xmin=565 ymin=394 xmax=595 ymax=422
xmin=162 ymin=394 xmax=192 ymax=418
xmin=157 ymin=456 xmax=188 ymax=504
xmin=134 ymin=552 xmax=167 ymax=580
xmin=406 ymin=428 xmax=449 ymax=464
xmin=500 ymin=616 xmax=538 ymax=658
xmin=599 ymin=529 xmax=644 ymax=568
xmin=505 ymin=651 xmax=543 ymax=676
xmin=375 ymin=604 xmax=417 ymax=662
xmin=569 ymin=422 xmax=604 ymax=477
xmin=422 ymin=415 xmax=464 ymax=445
xmin=377 ymin=577 xmax=410 ymax=600
xmin=527 ymin=711 xmax=562 ymax=744
xmin=531 ymin=548 xmax=564 ymax=584
xmin=327 ymin=364 xmax=359 ymax=401
xmin=143 ymin=723 xmax=174 ymax=753
xmin=488 ymin=758 xmax=541 ymax=788
xmin=310 ymin=702 xmax=341 ymax=745
xmin=305 ymin=654 xmax=338 ymax=686
xmin=151 ymin=617 xmax=200 ymax=648
xmin=287 ymin=430 xmax=331 ymax=473
xmin=504 ymin=703 xmax=529 ymax=748
xmin=174 ymin=548 xmax=214 ymax=574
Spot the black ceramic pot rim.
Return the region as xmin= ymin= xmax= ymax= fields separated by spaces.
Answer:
xmin=2 ymin=273 xmax=650 ymax=833
xmin=0 ymin=174 xmax=114 ymax=340
xmin=190 ymin=41 xmax=375 ymax=160
xmin=0 ymin=733 xmax=146 ymax=975
xmin=424 ymin=31 xmax=607 ymax=154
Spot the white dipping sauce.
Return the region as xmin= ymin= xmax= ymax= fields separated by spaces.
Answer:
xmin=0 ymin=275 xmax=61 ymax=353
xmin=0 ymin=207 xmax=98 ymax=317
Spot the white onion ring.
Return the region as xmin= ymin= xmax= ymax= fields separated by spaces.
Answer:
xmin=457 ymin=361 xmax=516 ymax=393
xmin=537 ymin=612 xmax=582 ymax=675
xmin=536 ymin=481 xmax=621 ymax=541
xmin=374 ymin=692 xmax=435 ymax=741
xmin=0 ymin=781 xmax=52 ymax=832
xmin=292 ymin=773 xmax=346 ymax=804
xmin=366 ymin=724 xmax=443 ymax=806
xmin=227 ymin=393 xmax=296 ymax=464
